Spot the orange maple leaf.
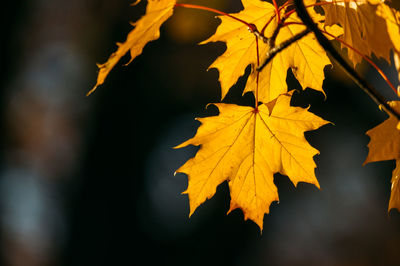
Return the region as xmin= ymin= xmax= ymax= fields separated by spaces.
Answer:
xmin=175 ymin=93 xmax=329 ymax=230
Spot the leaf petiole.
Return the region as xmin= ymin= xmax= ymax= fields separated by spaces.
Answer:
xmin=272 ymin=0 xmax=281 ymax=23
xmin=255 ymin=36 xmax=260 ymax=110
xmin=260 ymin=0 xmax=291 ymax=36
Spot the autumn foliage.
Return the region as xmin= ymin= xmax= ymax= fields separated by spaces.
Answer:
xmin=90 ymin=0 xmax=400 ymax=230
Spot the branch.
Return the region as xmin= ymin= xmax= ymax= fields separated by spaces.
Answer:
xmin=293 ymin=0 xmax=400 ymax=120
xmin=257 ymin=28 xmax=311 ymax=71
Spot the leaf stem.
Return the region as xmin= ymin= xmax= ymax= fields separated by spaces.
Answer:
xmin=260 ymin=13 xmax=276 ymax=37
xmin=293 ymin=0 xmax=400 ymax=120
xmin=260 ymin=0 xmax=291 ymax=36
xmin=255 ymin=36 xmax=260 ymax=110
xmin=272 ymin=0 xmax=281 ymax=23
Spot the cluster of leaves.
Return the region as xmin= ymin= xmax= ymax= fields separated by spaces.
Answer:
xmin=90 ymin=0 xmax=400 ymax=230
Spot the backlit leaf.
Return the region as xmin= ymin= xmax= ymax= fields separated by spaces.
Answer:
xmin=175 ymin=93 xmax=329 ymax=229
xmin=89 ymin=0 xmax=176 ymax=95
xmin=365 ymin=102 xmax=400 ymax=163
xmin=365 ymin=101 xmax=400 ymax=212
xmin=322 ymin=0 xmax=399 ymax=66
xmin=202 ymin=0 xmax=331 ymax=102
xmin=389 ymin=160 xmax=400 ymax=212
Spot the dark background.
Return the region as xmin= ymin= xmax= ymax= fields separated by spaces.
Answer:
xmin=1 ymin=1 xmax=400 ymax=266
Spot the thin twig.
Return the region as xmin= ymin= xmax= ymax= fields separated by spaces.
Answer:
xmin=293 ymin=0 xmax=400 ymax=120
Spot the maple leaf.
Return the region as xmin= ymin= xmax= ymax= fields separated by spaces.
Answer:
xmin=364 ymin=101 xmax=400 ymax=212
xmin=322 ymin=0 xmax=400 ymax=67
xmin=202 ymin=0 xmax=332 ymax=102
xmin=377 ymin=3 xmax=400 ymax=87
xmin=395 ymin=53 xmax=400 ymax=89
xmin=88 ymin=0 xmax=176 ymax=95
xmin=175 ymin=93 xmax=329 ymax=229
xmin=376 ymin=2 xmax=400 ymax=54
xmin=390 ymin=160 xmax=400 ymax=211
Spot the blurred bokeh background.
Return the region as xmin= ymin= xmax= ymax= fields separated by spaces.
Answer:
xmin=1 ymin=0 xmax=400 ymax=265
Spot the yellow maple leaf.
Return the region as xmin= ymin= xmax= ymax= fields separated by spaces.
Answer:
xmin=365 ymin=102 xmax=400 ymax=163
xmin=88 ymin=0 xmax=176 ymax=95
xmin=202 ymin=0 xmax=331 ymax=102
xmin=395 ymin=52 xmax=400 ymax=96
xmin=364 ymin=101 xmax=400 ymax=212
xmin=322 ymin=0 xmax=398 ymax=67
xmin=376 ymin=3 xmax=400 ymax=53
xmin=175 ymin=93 xmax=329 ymax=229
xmin=377 ymin=3 xmax=400 ymax=92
